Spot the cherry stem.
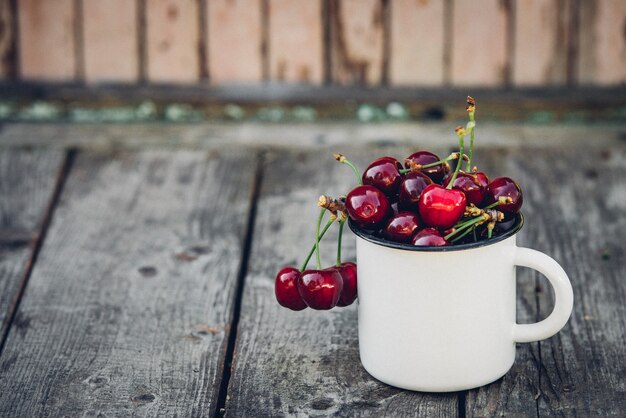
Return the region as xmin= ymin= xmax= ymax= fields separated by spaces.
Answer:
xmin=482 ymin=200 xmax=501 ymax=210
xmin=314 ymin=208 xmax=326 ymax=270
xmin=447 ymin=131 xmax=465 ymax=189
xmin=444 ymin=216 xmax=485 ymax=240
xmin=399 ymin=154 xmax=464 ymax=174
xmin=451 ymin=226 xmax=475 ymax=243
xmin=466 ymin=111 xmax=476 ymax=171
xmin=300 ymin=218 xmax=334 ymax=272
xmin=336 ymin=154 xmax=362 ymax=185
xmin=336 ymin=218 xmax=346 ymax=267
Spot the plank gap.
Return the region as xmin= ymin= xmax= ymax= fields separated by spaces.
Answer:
xmin=197 ymin=0 xmax=208 ymax=82
xmin=0 ymin=147 xmax=77 ymax=356
xmin=261 ymin=0 xmax=269 ymax=82
xmin=322 ymin=0 xmax=332 ymax=85
xmin=214 ymin=151 xmax=265 ymax=417
xmin=74 ymin=0 xmax=84 ymax=82
xmin=137 ymin=0 xmax=147 ymax=83
xmin=443 ymin=0 xmax=453 ymax=86
xmin=566 ymin=0 xmax=580 ymax=86
xmin=458 ymin=390 xmax=466 ymax=418
xmin=381 ymin=0 xmax=390 ymax=86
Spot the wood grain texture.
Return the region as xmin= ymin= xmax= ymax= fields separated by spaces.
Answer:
xmin=518 ymin=147 xmax=626 ymax=416
xmin=0 ymin=0 xmax=14 ymax=78
xmin=18 ymin=0 xmax=76 ymax=80
xmin=83 ymin=0 xmax=139 ymax=83
xmin=389 ymin=0 xmax=445 ymax=86
xmin=0 ymin=150 xmax=65 ymax=338
xmin=465 ymin=148 xmax=546 ymax=417
xmin=146 ymin=0 xmax=199 ymax=83
xmin=451 ymin=0 xmax=508 ymax=86
xmin=468 ymin=146 xmax=626 ymax=416
xmin=330 ymin=0 xmax=385 ymax=85
xmin=207 ymin=0 xmax=263 ymax=84
xmin=579 ymin=0 xmax=626 ymax=85
xmin=513 ymin=0 xmax=569 ymax=86
xmin=0 ymin=150 xmax=255 ymax=416
xmin=268 ymin=0 xmax=323 ymax=84
xmin=225 ymin=147 xmax=459 ymax=417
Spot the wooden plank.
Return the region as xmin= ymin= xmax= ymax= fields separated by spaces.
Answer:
xmin=467 ymin=146 xmax=626 ymax=415
xmin=0 ymin=149 xmax=65 ymax=338
xmin=451 ymin=0 xmax=508 ymax=86
xmin=0 ymin=150 xmax=255 ymax=416
xmin=18 ymin=0 xmax=76 ymax=80
xmin=513 ymin=0 xmax=569 ymax=86
xmin=389 ymin=0 xmax=445 ymax=86
xmin=0 ymin=0 xmax=14 ymax=78
xmin=225 ymin=147 xmax=458 ymax=416
xmin=517 ymin=147 xmax=625 ymax=415
xmin=268 ymin=0 xmax=323 ymax=84
xmin=579 ymin=0 xmax=626 ymax=85
xmin=465 ymin=148 xmax=545 ymax=416
xmin=83 ymin=0 xmax=139 ymax=83
xmin=146 ymin=0 xmax=199 ymax=83
xmin=330 ymin=0 xmax=385 ymax=85
xmin=207 ymin=0 xmax=263 ymax=84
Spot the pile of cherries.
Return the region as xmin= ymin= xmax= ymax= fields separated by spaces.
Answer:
xmin=275 ymin=97 xmax=524 ymax=311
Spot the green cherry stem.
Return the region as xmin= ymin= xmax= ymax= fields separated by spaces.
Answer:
xmin=451 ymin=225 xmax=476 ymax=243
xmin=314 ymin=208 xmax=326 ymax=270
xmin=466 ymin=114 xmax=476 ymax=172
xmin=300 ymin=218 xmax=334 ymax=272
xmin=446 ymin=129 xmax=465 ymax=189
xmin=399 ymin=153 xmax=465 ymax=174
xmin=336 ymin=217 xmax=346 ymax=267
xmin=444 ymin=215 xmax=486 ymax=240
xmin=334 ymin=153 xmax=362 ymax=185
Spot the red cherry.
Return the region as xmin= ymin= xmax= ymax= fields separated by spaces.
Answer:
xmin=485 ymin=177 xmax=523 ymax=213
xmin=412 ymin=228 xmax=449 ymax=246
xmin=298 ymin=268 xmax=343 ymax=310
xmin=405 ymin=151 xmax=450 ymax=184
xmin=334 ymin=262 xmax=357 ymax=307
xmin=362 ymin=156 xmax=403 ymax=196
xmin=443 ymin=171 xmax=487 ymax=206
xmin=275 ymin=267 xmax=307 ymax=311
xmin=418 ymin=184 xmax=467 ymax=229
xmin=346 ymin=185 xmax=391 ymax=228
xmin=474 ymin=171 xmax=489 ymax=192
xmin=383 ymin=212 xmax=421 ymax=243
xmin=398 ymin=171 xmax=433 ymax=211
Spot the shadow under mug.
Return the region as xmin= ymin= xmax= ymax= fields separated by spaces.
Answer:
xmin=349 ymin=214 xmax=574 ymax=392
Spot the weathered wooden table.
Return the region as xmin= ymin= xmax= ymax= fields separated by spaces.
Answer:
xmin=0 ymin=123 xmax=624 ymax=417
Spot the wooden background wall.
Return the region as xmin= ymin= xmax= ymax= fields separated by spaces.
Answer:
xmin=0 ymin=0 xmax=624 ymax=87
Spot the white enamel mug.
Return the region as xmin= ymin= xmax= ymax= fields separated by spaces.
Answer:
xmin=349 ymin=215 xmax=573 ymax=392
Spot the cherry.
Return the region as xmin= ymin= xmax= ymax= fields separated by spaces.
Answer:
xmin=298 ymin=268 xmax=343 ymax=310
xmin=346 ymin=185 xmax=391 ymax=229
xmin=474 ymin=171 xmax=489 ymax=192
xmin=383 ymin=212 xmax=421 ymax=243
xmin=275 ymin=267 xmax=307 ymax=311
xmin=405 ymin=151 xmax=450 ymax=184
xmin=334 ymin=262 xmax=357 ymax=307
xmin=362 ymin=156 xmax=403 ymax=196
xmin=485 ymin=177 xmax=523 ymax=213
xmin=412 ymin=228 xmax=449 ymax=246
xmin=443 ymin=171 xmax=487 ymax=205
xmin=398 ymin=171 xmax=433 ymax=211
xmin=418 ymin=184 xmax=467 ymax=229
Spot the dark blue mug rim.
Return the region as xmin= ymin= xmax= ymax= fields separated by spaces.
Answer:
xmin=348 ymin=213 xmax=524 ymax=252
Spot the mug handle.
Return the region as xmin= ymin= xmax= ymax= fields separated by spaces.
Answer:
xmin=512 ymin=247 xmax=574 ymax=343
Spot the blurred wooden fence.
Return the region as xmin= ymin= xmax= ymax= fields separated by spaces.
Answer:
xmin=0 ymin=0 xmax=624 ymax=87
